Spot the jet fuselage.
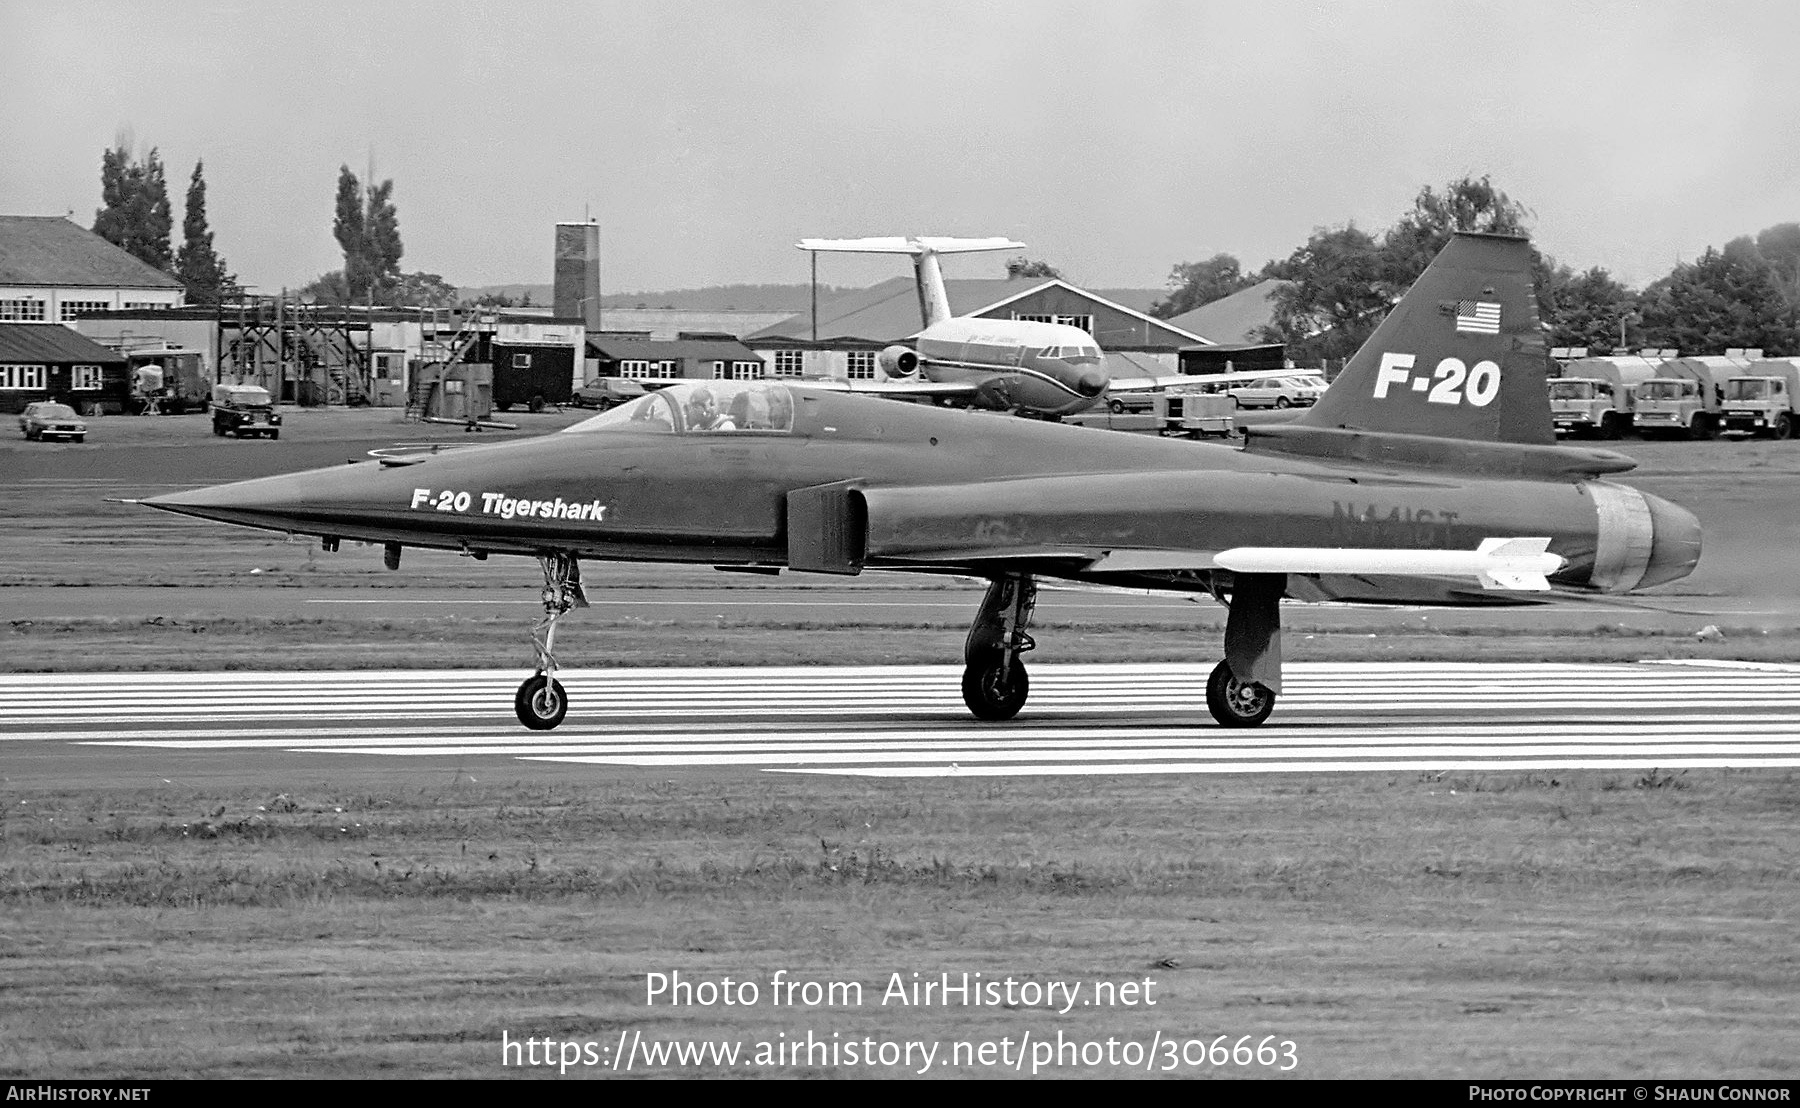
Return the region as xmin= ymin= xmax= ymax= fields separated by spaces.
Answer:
xmin=147 ymin=382 xmax=1700 ymax=602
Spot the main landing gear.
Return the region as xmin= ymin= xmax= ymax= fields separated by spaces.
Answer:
xmin=961 ymin=572 xmax=1037 ymax=721
xmin=516 ymin=551 xmax=588 ymax=730
xmin=1207 ymin=572 xmax=1285 ymax=728
xmin=952 ymin=570 xmax=1287 ymax=728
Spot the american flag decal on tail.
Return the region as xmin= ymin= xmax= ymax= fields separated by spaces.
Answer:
xmin=1455 ymin=300 xmax=1502 ymax=334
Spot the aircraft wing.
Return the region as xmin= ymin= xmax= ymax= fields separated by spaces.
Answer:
xmin=795 ymin=378 xmax=978 ymax=400
xmin=880 ymin=538 xmax=1564 ymax=592
xmin=797 ymin=236 xmax=1026 ymax=255
xmin=1107 ymin=368 xmax=1320 ymax=394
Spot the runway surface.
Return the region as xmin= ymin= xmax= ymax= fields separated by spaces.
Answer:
xmin=7 ymin=661 xmax=1800 ymax=780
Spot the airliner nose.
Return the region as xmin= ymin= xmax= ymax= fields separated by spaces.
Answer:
xmin=1075 ymin=370 xmax=1106 ymax=397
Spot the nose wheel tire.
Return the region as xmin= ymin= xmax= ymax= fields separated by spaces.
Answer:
xmin=1206 ymin=659 xmax=1275 ymax=728
xmin=515 ymin=674 xmax=568 ymax=730
xmin=961 ymin=653 xmax=1029 ymax=721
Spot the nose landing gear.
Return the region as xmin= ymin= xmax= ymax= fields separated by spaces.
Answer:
xmin=516 ymin=552 xmax=587 ymax=730
xmin=961 ymin=572 xmax=1037 ymax=721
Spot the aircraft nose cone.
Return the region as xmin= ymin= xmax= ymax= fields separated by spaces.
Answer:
xmin=1638 ymin=491 xmax=1702 ymax=589
xmin=1074 ymin=370 xmax=1107 ymax=397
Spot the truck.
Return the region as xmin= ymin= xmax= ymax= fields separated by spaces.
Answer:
xmin=122 ymin=346 xmax=210 ymax=414
xmin=1631 ymin=356 xmax=1742 ymax=440
xmin=1156 ymin=386 xmax=1235 ymax=437
xmin=1547 ymin=356 xmax=1664 ymax=438
xmin=1721 ymin=358 xmax=1800 ymax=439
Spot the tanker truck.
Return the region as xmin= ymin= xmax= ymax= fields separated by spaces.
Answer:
xmin=1548 ymin=356 xmax=1665 ymax=438
xmin=1721 ymin=358 xmax=1800 ymax=439
xmin=1633 ymin=356 xmax=1743 ymax=440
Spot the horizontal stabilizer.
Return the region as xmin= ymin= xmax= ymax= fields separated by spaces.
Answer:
xmin=1215 ymin=537 xmax=1562 ymax=591
xmin=797 ymin=236 xmax=1025 ymax=256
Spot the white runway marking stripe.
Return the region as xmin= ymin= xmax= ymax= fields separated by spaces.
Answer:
xmin=8 ymin=662 xmax=1800 ymax=777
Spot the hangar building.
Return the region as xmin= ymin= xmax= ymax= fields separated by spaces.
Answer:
xmin=744 ymin=276 xmax=1208 ymax=381
xmin=0 ymin=216 xmax=185 ymax=323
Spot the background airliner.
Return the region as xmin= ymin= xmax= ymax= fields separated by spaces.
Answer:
xmin=795 ymin=236 xmax=1110 ymax=417
xmin=798 ymin=235 xmax=1321 ymax=420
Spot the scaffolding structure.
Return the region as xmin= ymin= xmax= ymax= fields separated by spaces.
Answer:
xmin=220 ymin=296 xmax=374 ymax=406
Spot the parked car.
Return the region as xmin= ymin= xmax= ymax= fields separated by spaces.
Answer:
xmin=1226 ymin=375 xmax=1325 ymax=409
xmin=18 ymin=401 xmax=87 ymax=442
xmin=211 ymin=384 xmax=282 ymax=439
xmin=571 ymin=377 xmax=648 ymax=410
xmin=1105 ymin=390 xmax=1156 ymax=414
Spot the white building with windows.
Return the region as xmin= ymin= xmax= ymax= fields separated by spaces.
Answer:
xmin=0 ymin=216 xmax=185 ymax=324
xmin=0 ymin=214 xmax=185 ymax=321
xmin=585 ymin=332 xmax=768 ymax=383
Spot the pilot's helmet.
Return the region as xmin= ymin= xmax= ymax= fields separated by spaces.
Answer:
xmin=687 ymin=387 xmax=717 ymax=418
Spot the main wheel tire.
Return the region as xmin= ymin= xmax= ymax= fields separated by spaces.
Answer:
xmin=1275 ymin=396 xmax=1291 ymax=409
xmin=1109 ymin=399 xmax=1125 ymax=414
xmin=961 ymin=653 xmax=1029 ymax=721
xmin=1776 ymin=414 xmax=1794 ymax=441
xmin=528 ymin=395 xmax=546 ymax=413
xmin=515 ymin=674 xmax=568 ymax=730
xmin=1205 ymin=659 xmax=1275 ymax=728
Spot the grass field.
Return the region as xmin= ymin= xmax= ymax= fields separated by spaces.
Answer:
xmin=3 ymin=410 xmax=1798 ymax=1078
xmin=5 ymin=769 xmax=1797 ymax=1078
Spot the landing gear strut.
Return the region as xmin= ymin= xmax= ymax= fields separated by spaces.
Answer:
xmin=516 ymin=552 xmax=587 ymax=730
xmin=961 ymin=572 xmax=1036 ymax=720
xmin=1208 ymin=572 xmax=1285 ymax=728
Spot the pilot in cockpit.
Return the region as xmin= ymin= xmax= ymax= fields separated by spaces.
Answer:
xmin=686 ymin=388 xmax=730 ymax=431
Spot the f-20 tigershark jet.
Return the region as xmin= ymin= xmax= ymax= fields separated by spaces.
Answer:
xmin=142 ymin=232 xmax=1702 ymax=732
xmin=792 ymin=236 xmax=1112 ymax=417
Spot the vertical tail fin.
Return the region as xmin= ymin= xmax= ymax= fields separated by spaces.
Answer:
xmin=797 ymin=236 xmax=1026 ymax=330
xmin=1298 ymin=232 xmax=1554 ymax=445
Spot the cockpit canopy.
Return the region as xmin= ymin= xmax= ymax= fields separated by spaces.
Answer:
xmin=1040 ymin=344 xmax=1102 ymax=364
xmin=562 ymin=380 xmax=797 ymax=436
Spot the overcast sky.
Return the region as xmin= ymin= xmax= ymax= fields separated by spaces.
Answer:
xmin=4 ymin=0 xmax=1798 ymax=296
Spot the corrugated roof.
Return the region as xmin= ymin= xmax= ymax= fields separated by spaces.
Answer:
xmin=747 ymin=277 xmax=1202 ymax=345
xmin=0 ymin=216 xmax=184 ymax=289
xmin=748 ymin=277 xmax=1044 ymax=341
xmin=586 ymin=334 xmax=763 ymax=362
xmin=0 ymin=322 xmax=128 ymax=363
xmin=1165 ymin=279 xmax=1288 ymax=345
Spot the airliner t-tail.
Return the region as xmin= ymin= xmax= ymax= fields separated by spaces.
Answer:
xmin=795 ymin=236 xmax=1110 ymax=417
xmin=141 ymin=233 xmax=1702 ymax=732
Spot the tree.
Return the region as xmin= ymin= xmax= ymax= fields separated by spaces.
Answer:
xmin=301 ymin=269 xmax=455 ymax=309
xmin=1257 ymin=225 xmax=1389 ymax=362
xmin=331 ymin=166 xmax=404 ymax=301
xmin=1379 ymin=175 xmax=1535 ymax=296
xmin=93 ymin=141 xmax=173 ymax=271
xmin=366 ymin=179 xmax=403 ymax=295
xmin=389 ymin=271 xmax=457 ymax=308
xmin=1638 ymin=246 xmax=1800 ymax=356
xmin=1005 ymin=256 xmax=1062 ymax=279
xmin=174 ymin=160 xmax=236 ymax=305
xmin=1547 ymin=266 xmax=1639 ymax=354
xmin=1755 ymin=222 xmax=1800 ymax=307
xmin=1149 ymin=253 xmax=1257 ymax=318
xmin=332 ymin=168 xmax=370 ymax=297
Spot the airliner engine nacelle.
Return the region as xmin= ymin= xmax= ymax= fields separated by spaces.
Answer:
xmin=878 ymin=345 xmax=920 ymax=377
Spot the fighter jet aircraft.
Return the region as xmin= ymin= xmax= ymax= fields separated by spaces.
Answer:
xmin=140 ymin=233 xmax=1702 ymax=732
xmin=792 ymin=236 xmax=1112 ymax=417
